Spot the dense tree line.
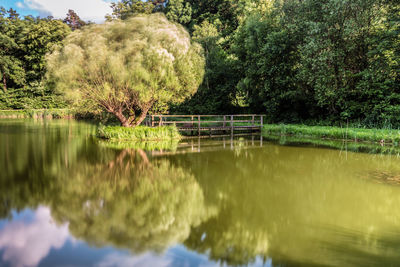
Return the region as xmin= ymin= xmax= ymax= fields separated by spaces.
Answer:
xmin=1 ymin=0 xmax=399 ymax=126
xmin=0 ymin=8 xmax=71 ymax=109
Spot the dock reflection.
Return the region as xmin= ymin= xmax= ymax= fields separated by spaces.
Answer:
xmin=150 ymin=135 xmax=264 ymax=156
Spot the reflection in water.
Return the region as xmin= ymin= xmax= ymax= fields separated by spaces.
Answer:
xmin=173 ymin=145 xmax=400 ymax=266
xmin=0 ymin=207 xmax=70 ymax=267
xmin=48 ymin=148 xmax=217 ymax=253
xmin=3 ymin=120 xmax=400 ymax=266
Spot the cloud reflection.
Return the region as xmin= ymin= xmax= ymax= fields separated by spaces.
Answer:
xmin=0 ymin=206 xmax=70 ymax=267
xmin=96 ymin=252 xmax=173 ymax=267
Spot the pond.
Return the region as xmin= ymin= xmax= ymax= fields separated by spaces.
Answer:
xmin=1 ymin=120 xmax=400 ymax=267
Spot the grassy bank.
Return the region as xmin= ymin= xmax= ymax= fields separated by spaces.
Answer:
xmin=263 ymin=124 xmax=400 ymax=144
xmin=97 ymin=125 xmax=181 ymax=141
xmin=0 ymin=109 xmax=74 ymax=119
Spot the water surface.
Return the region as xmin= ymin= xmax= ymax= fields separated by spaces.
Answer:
xmin=1 ymin=120 xmax=400 ymax=267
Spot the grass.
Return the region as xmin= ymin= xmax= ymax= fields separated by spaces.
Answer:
xmin=263 ymin=124 xmax=400 ymax=144
xmin=0 ymin=109 xmax=74 ymax=119
xmin=97 ymin=125 xmax=181 ymax=141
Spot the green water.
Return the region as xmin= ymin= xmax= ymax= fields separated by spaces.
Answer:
xmin=1 ymin=120 xmax=400 ymax=267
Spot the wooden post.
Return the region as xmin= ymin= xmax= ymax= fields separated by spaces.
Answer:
xmin=198 ymin=115 xmax=201 ymax=136
xmin=191 ymin=116 xmax=194 ymax=136
xmin=260 ymin=115 xmax=263 ymax=128
xmin=252 ymin=115 xmax=255 ymax=126
xmin=223 ymin=115 xmax=226 ymax=127
xmin=231 ymin=115 xmax=234 ymax=136
xmin=151 ymin=115 xmax=154 ymax=127
xmin=158 ymin=115 xmax=162 ymax=126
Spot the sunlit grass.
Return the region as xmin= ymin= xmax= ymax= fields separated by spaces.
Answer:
xmin=263 ymin=124 xmax=400 ymax=144
xmin=97 ymin=125 xmax=181 ymax=141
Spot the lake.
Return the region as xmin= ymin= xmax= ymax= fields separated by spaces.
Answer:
xmin=1 ymin=119 xmax=400 ymax=267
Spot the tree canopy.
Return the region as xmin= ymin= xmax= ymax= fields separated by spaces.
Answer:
xmin=1 ymin=0 xmax=400 ymax=127
xmin=0 ymin=8 xmax=70 ymax=109
xmin=47 ymin=13 xmax=205 ymax=127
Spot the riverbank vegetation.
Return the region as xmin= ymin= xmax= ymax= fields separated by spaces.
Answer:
xmin=263 ymin=124 xmax=400 ymax=144
xmin=0 ymin=109 xmax=74 ymax=119
xmin=1 ymin=0 xmax=399 ymax=128
xmin=97 ymin=125 xmax=181 ymax=141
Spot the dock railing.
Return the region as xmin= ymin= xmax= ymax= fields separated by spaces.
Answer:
xmin=144 ymin=114 xmax=265 ymax=135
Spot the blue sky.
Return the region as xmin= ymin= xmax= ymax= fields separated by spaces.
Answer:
xmin=1 ymin=0 xmax=117 ymax=22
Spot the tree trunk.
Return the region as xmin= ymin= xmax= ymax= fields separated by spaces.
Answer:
xmin=114 ymin=109 xmax=131 ymax=127
xmin=2 ymin=73 xmax=6 ymax=92
xmin=132 ymin=101 xmax=154 ymax=127
xmin=133 ymin=110 xmax=149 ymax=127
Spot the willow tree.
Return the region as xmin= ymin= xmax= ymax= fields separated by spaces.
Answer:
xmin=47 ymin=13 xmax=205 ymax=127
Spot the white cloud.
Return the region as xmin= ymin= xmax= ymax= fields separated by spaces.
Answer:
xmin=16 ymin=2 xmax=25 ymax=8
xmin=22 ymin=0 xmax=114 ymax=22
xmin=0 ymin=206 xmax=70 ymax=267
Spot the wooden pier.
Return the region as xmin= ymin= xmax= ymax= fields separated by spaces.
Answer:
xmin=144 ymin=114 xmax=265 ymax=135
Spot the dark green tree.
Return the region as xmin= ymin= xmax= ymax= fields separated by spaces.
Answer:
xmin=63 ymin=9 xmax=86 ymax=30
xmin=106 ymin=0 xmax=167 ymax=21
xmin=0 ymin=8 xmax=25 ymax=92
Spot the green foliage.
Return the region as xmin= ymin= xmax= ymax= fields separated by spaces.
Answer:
xmin=106 ymin=0 xmax=167 ymax=20
xmin=63 ymin=9 xmax=86 ymax=30
xmin=0 ymin=83 xmax=67 ymax=109
xmin=263 ymin=124 xmax=400 ymax=143
xmin=97 ymin=125 xmax=181 ymax=140
xmin=47 ymin=14 xmax=205 ymax=127
xmin=172 ymin=20 xmax=239 ymax=114
xmin=234 ymin=11 xmax=308 ymax=121
xmin=0 ymin=7 xmax=70 ymax=109
xmin=165 ymin=0 xmax=192 ymax=24
xmin=0 ymin=108 xmax=73 ymax=118
xmin=2 ymin=0 xmax=400 ymax=125
xmin=234 ymin=0 xmax=400 ymax=125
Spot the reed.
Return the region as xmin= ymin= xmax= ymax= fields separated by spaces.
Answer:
xmin=97 ymin=125 xmax=181 ymax=141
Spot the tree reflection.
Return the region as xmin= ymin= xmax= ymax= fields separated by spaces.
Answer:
xmin=0 ymin=120 xmax=94 ymax=218
xmin=48 ymin=148 xmax=216 ymax=253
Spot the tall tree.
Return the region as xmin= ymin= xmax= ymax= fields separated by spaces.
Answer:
xmin=21 ymin=16 xmax=70 ymax=84
xmin=63 ymin=9 xmax=86 ymax=30
xmin=47 ymin=14 xmax=205 ymax=127
xmin=106 ymin=0 xmax=167 ymax=21
xmin=0 ymin=8 xmax=25 ymax=92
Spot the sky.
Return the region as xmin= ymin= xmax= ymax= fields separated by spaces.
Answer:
xmin=0 ymin=0 xmax=117 ymax=22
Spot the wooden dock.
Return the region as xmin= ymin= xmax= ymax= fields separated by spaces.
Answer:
xmin=144 ymin=114 xmax=265 ymax=135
